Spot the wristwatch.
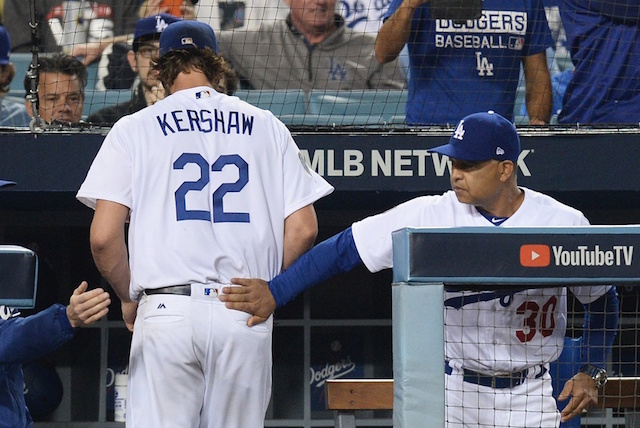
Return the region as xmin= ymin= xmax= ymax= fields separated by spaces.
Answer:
xmin=579 ymin=364 xmax=608 ymax=388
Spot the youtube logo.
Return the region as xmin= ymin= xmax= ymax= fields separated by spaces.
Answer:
xmin=520 ymin=244 xmax=551 ymax=267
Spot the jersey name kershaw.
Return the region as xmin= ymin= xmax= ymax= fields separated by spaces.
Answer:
xmin=156 ymin=109 xmax=255 ymax=136
xmin=553 ymin=245 xmax=633 ymax=267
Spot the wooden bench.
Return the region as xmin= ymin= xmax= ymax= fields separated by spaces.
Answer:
xmin=325 ymin=377 xmax=640 ymax=428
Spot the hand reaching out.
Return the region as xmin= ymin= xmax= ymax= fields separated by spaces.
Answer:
xmin=66 ymin=281 xmax=111 ymax=328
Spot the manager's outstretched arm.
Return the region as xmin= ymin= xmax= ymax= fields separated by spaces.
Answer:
xmin=222 ymin=227 xmax=363 ymax=325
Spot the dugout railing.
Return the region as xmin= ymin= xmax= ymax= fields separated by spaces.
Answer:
xmin=386 ymin=227 xmax=640 ymax=428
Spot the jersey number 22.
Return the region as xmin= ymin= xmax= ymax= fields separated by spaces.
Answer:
xmin=173 ymin=153 xmax=249 ymax=223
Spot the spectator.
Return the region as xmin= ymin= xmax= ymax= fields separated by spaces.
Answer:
xmin=217 ymin=0 xmax=406 ymax=91
xmin=23 ymin=53 xmax=88 ymax=124
xmin=3 ymin=0 xmax=140 ymax=54
xmin=375 ymin=0 xmax=554 ymax=125
xmin=557 ymin=0 xmax=640 ymax=124
xmin=197 ymin=0 xmax=288 ymax=32
xmin=341 ymin=0 xmax=392 ymax=33
xmin=87 ymin=13 xmax=181 ymax=125
xmin=0 ymin=26 xmax=31 ymax=127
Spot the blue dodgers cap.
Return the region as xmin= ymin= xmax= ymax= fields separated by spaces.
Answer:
xmin=133 ymin=14 xmax=181 ymax=52
xmin=0 ymin=26 xmax=10 ymax=65
xmin=429 ymin=111 xmax=521 ymax=162
xmin=0 ymin=179 xmax=16 ymax=188
xmin=159 ymin=20 xmax=218 ymax=56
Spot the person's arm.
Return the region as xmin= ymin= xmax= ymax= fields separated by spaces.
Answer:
xmin=89 ymin=199 xmax=136 ymax=332
xmin=282 ymin=204 xmax=319 ymax=270
xmin=69 ymin=34 xmax=131 ymax=66
xmin=0 ymin=281 xmax=110 ymax=364
xmin=522 ymin=51 xmax=553 ymax=125
xmin=557 ymin=286 xmax=619 ymax=422
xmin=223 ymin=227 xmax=363 ymax=326
xmin=375 ymin=0 xmax=428 ymax=64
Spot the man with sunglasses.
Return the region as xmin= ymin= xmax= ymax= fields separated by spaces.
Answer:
xmin=222 ymin=110 xmax=619 ymax=428
xmin=88 ymin=14 xmax=180 ymax=125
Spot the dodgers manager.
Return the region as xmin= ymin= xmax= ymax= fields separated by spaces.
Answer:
xmin=223 ymin=111 xmax=619 ymax=427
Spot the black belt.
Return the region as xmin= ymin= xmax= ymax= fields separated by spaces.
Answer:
xmin=144 ymin=284 xmax=191 ymax=296
xmin=445 ymin=361 xmax=547 ymax=389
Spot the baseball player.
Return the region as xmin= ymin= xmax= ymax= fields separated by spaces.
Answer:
xmin=222 ymin=111 xmax=619 ymax=427
xmin=76 ymin=20 xmax=333 ymax=428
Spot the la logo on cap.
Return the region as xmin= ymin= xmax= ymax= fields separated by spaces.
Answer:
xmin=155 ymin=15 xmax=170 ymax=32
xmin=520 ymin=244 xmax=550 ymax=267
xmin=453 ymin=120 xmax=465 ymax=140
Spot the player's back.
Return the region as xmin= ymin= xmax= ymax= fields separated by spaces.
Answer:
xmin=106 ymin=87 xmax=307 ymax=290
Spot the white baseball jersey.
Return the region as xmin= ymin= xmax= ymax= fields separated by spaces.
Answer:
xmin=352 ymin=188 xmax=611 ymax=373
xmin=77 ymin=86 xmax=334 ymax=300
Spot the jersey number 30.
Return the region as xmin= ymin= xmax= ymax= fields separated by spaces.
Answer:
xmin=173 ymin=153 xmax=249 ymax=223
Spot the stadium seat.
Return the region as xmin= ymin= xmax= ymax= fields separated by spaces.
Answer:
xmin=298 ymin=114 xmax=386 ymax=127
xmin=307 ymin=89 xmax=407 ymax=122
xmin=9 ymin=53 xmax=32 ymax=92
xmin=83 ymin=89 xmax=133 ymax=118
xmin=234 ymin=89 xmax=307 ymax=116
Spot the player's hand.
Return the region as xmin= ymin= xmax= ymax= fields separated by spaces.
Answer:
xmin=221 ymin=278 xmax=276 ymax=327
xmin=66 ymin=281 xmax=111 ymax=328
xmin=121 ymin=300 xmax=138 ymax=332
xmin=557 ymin=371 xmax=599 ymax=422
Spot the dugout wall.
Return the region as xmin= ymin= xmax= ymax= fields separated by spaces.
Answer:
xmin=1 ymin=128 xmax=639 ymax=427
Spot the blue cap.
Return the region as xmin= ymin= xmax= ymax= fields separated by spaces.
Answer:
xmin=429 ymin=111 xmax=520 ymax=162
xmin=0 ymin=179 xmax=16 ymax=188
xmin=0 ymin=26 xmax=10 ymax=65
xmin=133 ymin=14 xmax=181 ymax=52
xmin=159 ymin=20 xmax=218 ymax=56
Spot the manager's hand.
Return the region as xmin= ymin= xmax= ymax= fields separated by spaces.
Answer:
xmin=221 ymin=278 xmax=276 ymax=327
xmin=557 ymin=371 xmax=599 ymax=422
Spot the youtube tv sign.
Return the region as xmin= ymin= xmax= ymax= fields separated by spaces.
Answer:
xmin=392 ymin=226 xmax=640 ymax=285
xmin=520 ymin=244 xmax=551 ymax=267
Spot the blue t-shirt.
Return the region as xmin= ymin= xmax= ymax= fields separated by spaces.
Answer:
xmin=383 ymin=0 xmax=553 ymax=125
xmin=557 ymin=0 xmax=640 ymax=124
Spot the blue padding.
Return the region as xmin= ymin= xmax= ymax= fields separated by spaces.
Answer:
xmin=392 ymin=283 xmax=445 ymax=428
xmin=82 ymin=89 xmax=133 ymax=117
xmin=307 ymin=89 xmax=408 ymax=122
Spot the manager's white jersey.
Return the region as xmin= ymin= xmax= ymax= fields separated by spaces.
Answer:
xmin=352 ymin=188 xmax=611 ymax=373
xmin=78 ymin=86 xmax=333 ymax=300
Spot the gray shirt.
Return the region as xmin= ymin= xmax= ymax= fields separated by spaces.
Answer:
xmin=218 ymin=15 xmax=406 ymax=92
